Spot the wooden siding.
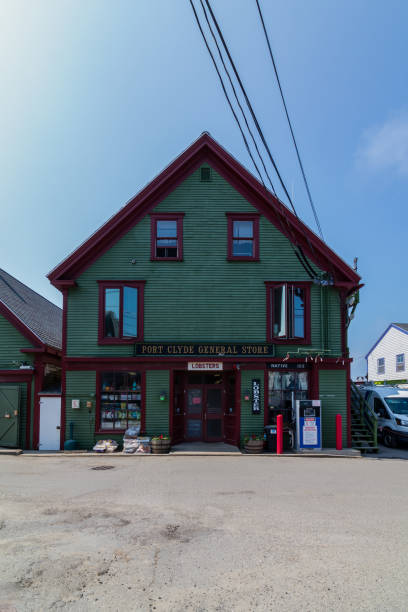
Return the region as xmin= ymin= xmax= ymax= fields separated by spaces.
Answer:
xmin=145 ymin=370 xmax=170 ymax=436
xmin=66 ymin=166 xmax=342 ymax=358
xmin=319 ymin=369 xmax=347 ymax=447
xmin=0 ymin=313 xmax=35 ymax=449
xmin=0 ymin=313 xmax=35 ymax=369
xmin=367 ymin=326 xmax=408 ymax=382
xmin=65 ymin=371 xmax=98 ymax=450
xmin=240 ymin=370 xmax=264 ymax=442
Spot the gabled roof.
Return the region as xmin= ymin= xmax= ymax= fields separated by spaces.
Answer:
xmin=0 ymin=269 xmax=62 ymax=351
xmin=393 ymin=323 xmax=408 ymax=333
xmin=48 ymin=132 xmax=360 ymax=289
xmin=365 ymin=323 xmax=408 ymax=359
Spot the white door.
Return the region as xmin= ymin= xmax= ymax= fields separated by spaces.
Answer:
xmin=39 ymin=396 xmax=61 ymax=450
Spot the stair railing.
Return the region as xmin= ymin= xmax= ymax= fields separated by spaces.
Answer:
xmin=351 ymin=382 xmax=378 ymax=448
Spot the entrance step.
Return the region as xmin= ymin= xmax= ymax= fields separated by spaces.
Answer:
xmin=171 ymin=442 xmax=241 ymax=454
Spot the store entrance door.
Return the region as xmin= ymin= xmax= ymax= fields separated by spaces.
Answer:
xmin=184 ymin=373 xmax=225 ymax=442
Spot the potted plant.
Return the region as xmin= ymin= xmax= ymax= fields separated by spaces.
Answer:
xmin=243 ymin=434 xmax=264 ymax=454
xmin=151 ymin=434 xmax=171 ymax=454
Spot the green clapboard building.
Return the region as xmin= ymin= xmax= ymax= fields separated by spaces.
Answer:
xmin=48 ymin=134 xmax=361 ymax=450
xmin=0 ymin=269 xmax=62 ymax=450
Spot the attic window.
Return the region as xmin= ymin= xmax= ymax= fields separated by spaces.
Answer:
xmin=200 ymin=167 xmax=211 ymax=182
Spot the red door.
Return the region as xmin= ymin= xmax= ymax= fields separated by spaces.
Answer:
xmin=172 ymin=372 xmax=185 ymax=444
xmin=204 ymin=385 xmax=224 ymax=442
xmin=224 ymin=373 xmax=237 ymax=445
xmin=185 ymin=386 xmax=204 ymax=441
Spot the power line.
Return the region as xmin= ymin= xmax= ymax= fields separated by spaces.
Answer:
xmin=188 ymin=0 xmax=267 ymax=190
xmin=203 ymin=0 xmax=299 ymax=220
xmin=198 ymin=0 xmax=276 ymax=194
xmin=189 ymin=0 xmax=319 ymax=281
xmin=202 ymin=0 xmax=319 ymax=278
xmin=255 ymin=0 xmax=324 ymax=241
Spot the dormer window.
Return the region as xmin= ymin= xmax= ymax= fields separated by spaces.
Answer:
xmin=150 ymin=213 xmax=184 ymax=261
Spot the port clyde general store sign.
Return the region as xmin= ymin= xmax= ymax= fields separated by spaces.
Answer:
xmin=134 ymin=343 xmax=275 ymax=357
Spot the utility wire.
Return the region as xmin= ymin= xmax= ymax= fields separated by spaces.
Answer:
xmin=199 ymin=0 xmax=276 ymax=194
xmin=202 ymin=0 xmax=318 ymax=278
xmin=255 ymin=0 xmax=324 ymax=241
xmin=188 ymin=0 xmax=267 ymax=191
xmin=189 ymin=0 xmax=318 ymax=281
xmin=203 ymin=0 xmax=299 ymax=219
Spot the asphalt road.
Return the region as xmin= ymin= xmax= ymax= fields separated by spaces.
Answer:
xmin=1 ymin=454 xmax=408 ymax=611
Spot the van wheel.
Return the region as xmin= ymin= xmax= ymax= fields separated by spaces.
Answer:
xmin=383 ymin=430 xmax=397 ymax=448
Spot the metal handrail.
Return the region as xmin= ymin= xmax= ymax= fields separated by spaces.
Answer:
xmin=351 ymin=382 xmax=378 ymax=447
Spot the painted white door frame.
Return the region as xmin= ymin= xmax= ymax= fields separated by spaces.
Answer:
xmin=39 ymin=395 xmax=61 ymax=451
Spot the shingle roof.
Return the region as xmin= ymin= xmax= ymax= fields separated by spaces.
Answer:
xmin=0 ymin=269 xmax=62 ymax=350
xmin=393 ymin=323 xmax=408 ymax=332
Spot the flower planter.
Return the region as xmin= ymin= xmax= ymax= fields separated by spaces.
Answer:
xmin=244 ymin=439 xmax=264 ymax=454
xmin=151 ymin=438 xmax=171 ymax=454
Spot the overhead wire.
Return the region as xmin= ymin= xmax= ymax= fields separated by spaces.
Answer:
xmin=202 ymin=0 xmax=320 ymax=278
xmin=255 ymin=0 xmax=324 ymax=241
xmin=188 ymin=0 xmax=269 ymax=192
xmin=189 ymin=0 xmax=319 ymax=281
xmin=198 ymin=0 xmax=276 ymax=194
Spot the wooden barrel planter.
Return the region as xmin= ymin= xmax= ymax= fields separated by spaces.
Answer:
xmin=151 ymin=438 xmax=171 ymax=454
xmin=244 ymin=439 xmax=264 ymax=454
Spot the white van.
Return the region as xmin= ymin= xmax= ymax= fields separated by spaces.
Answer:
xmin=360 ymin=384 xmax=408 ymax=448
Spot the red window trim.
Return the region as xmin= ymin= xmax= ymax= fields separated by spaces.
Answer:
xmin=265 ymin=281 xmax=311 ymax=344
xmin=149 ymin=213 xmax=185 ymax=261
xmin=97 ymin=280 xmax=145 ymax=345
xmin=226 ymin=213 xmax=260 ymax=261
xmin=95 ymin=369 xmax=146 ymax=434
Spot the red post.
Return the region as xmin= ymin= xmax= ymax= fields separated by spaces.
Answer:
xmin=336 ymin=414 xmax=342 ymax=450
xmin=277 ymin=414 xmax=283 ymax=455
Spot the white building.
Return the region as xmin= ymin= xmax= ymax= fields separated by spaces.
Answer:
xmin=366 ymin=323 xmax=408 ymax=383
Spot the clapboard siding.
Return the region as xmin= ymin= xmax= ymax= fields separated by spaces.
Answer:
xmin=367 ymin=325 xmax=408 ymax=382
xmin=240 ymin=370 xmax=264 ymax=442
xmin=0 ymin=313 xmax=35 ymax=368
xmin=65 ymin=371 xmax=98 ymax=450
xmin=0 ymin=313 xmax=35 ymax=449
xmin=319 ymin=369 xmax=347 ymax=447
xmin=145 ymin=370 xmax=170 ymax=436
xmin=66 ymin=166 xmax=342 ymax=357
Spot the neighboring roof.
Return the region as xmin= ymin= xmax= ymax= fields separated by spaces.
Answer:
xmin=48 ymin=132 xmax=361 ymax=289
xmin=365 ymin=323 xmax=408 ymax=359
xmin=393 ymin=323 xmax=408 ymax=333
xmin=0 ymin=269 xmax=62 ymax=351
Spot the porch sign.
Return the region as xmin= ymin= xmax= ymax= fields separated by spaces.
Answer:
xmin=188 ymin=362 xmax=223 ymax=371
xmin=252 ymin=379 xmax=261 ymax=414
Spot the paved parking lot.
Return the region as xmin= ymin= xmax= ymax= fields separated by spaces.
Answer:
xmin=1 ymin=454 xmax=408 ymax=611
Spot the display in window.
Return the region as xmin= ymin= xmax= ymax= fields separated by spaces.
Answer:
xmin=99 ymin=371 xmax=142 ymax=432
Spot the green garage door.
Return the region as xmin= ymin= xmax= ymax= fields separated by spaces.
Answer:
xmin=0 ymin=386 xmax=20 ymax=448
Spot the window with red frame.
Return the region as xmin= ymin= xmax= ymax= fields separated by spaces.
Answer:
xmin=150 ymin=214 xmax=184 ymax=261
xmin=226 ymin=214 xmax=259 ymax=260
xmin=266 ymin=282 xmax=310 ymax=343
xmin=98 ymin=281 xmax=144 ymax=343
xmin=98 ymin=371 xmax=142 ymax=432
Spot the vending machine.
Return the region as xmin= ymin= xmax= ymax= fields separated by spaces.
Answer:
xmin=295 ymin=400 xmax=321 ymax=450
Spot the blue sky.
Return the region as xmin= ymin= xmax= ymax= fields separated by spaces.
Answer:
xmin=1 ymin=0 xmax=407 ymax=377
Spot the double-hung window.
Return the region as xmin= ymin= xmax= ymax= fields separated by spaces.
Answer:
xmin=377 ymin=358 xmax=385 ymax=375
xmin=98 ymin=281 xmax=145 ymax=344
xmin=150 ymin=213 xmax=184 ymax=261
xmin=265 ymin=282 xmax=311 ymax=344
xmin=396 ymin=354 xmax=404 ymax=372
xmin=226 ymin=213 xmax=259 ymax=260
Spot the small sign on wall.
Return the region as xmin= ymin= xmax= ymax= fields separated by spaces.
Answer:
xmin=72 ymin=399 xmax=80 ymax=410
xmin=188 ymin=362 xmax=223 ymax=371
xmin=252 ymin=379 xmax=261 ymax=414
